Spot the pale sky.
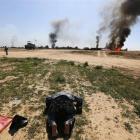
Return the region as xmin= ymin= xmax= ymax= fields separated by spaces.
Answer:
xmin=0 ymin=0 xmax=140 ymax=50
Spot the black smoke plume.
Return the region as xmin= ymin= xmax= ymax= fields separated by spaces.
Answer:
xmin=98 ymin=0 xmax=140 ymax=49
xmin=96 ymin=36 xmax=100 ymax=49
xmin=49 ymin=19 xmax=69 ymax=48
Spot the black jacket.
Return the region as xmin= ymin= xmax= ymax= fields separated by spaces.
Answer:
xmin=45 ymin=91 xmax=83 ymax=116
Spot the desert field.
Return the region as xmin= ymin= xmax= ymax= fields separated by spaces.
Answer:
xmin=0 ymin=49 xmax=140 ymax=140
xmin=0 ymin=49 xmax=140 ymax=76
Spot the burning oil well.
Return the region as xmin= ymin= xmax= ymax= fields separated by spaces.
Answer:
xmin=49 ymin=19 xmax=69 ymax=48
xmin=98 ymin=0 xmax=140 ymax=50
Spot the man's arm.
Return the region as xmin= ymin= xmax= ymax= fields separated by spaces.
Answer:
xmin=44 ymin=96 xmax=52 ymax=115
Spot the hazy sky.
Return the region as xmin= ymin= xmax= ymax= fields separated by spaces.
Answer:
xmin=0 ymin=0 xmax=140 ymax=50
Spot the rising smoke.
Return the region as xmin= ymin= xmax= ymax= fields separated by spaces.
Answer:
xmin=98 ymin=0 xmax=140 ymax=49
xmin=11 ymin=35 xmax=17 ymax=47
xmin=49 ymin=19 xmax=69 ymax=48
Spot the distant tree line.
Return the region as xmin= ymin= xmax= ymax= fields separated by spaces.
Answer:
xmin=24 ymin=44 xmax=103 ymax=50
xmin=1 ymin=44 xmax=103 ymax=50
xmin=0 ymin=41 xmax=102 ymax=50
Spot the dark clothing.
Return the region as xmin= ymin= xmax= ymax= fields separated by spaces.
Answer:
xmin=4 ymin=46 xmax=8 ymax=55
xmin=9 ymin=115 xmax=28 ymax=136
xmin=47 ymin=113 xmax=73 ymax=124
xmin=48 ymin=96 xmax=75 ymax=115
xmin=45 ymin=91 xmax=83 ymax=140
xmin=45 ymin=92 xmax=83 ymax=116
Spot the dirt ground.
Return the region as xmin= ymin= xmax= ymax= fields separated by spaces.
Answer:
xmin=0 ymin=49 xmax=140 ymax=76
xmin=0 ymin=50 xmax=140 ymax=140
xmin=1 ymin=93 xmax=140 ymax=140
xmin=84 ymin=93 xmax=140 ymax=140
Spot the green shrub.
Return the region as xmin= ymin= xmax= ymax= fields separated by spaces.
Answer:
xmin=69 ymin=61 xmax=75 ymax=66
xmin=83 ymin=62 xmax=88 ymax=67
xmin=124 ymin=122 xmax=133 ymax=133
xmin=55 ymin=75 xmax=65 ymax=83
xmin=134 ymin=103 xmax=140 ymax=117
xmin=95 ymin=65 xmax=103 ymax=69
xmin=50 ymin=71 xmax=65 ymax=84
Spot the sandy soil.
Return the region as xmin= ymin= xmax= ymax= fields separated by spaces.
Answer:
xmin=84 ymin=92 xmax=140 ymax=140
xmin=2 ymin=92 xmax=140 ymax=140
xmin=0 ymin=49 xmax=140 ymax=76
xmin=0 ymin=49 xmax=140 ymax=140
